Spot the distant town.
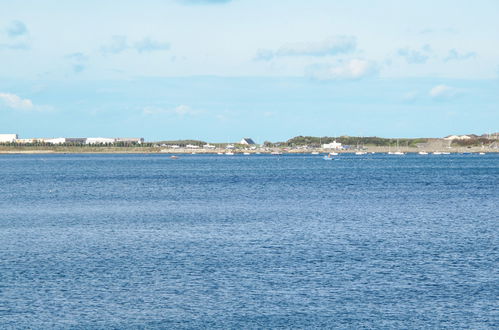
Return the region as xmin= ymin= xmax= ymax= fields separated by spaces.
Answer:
xmin=0 ymin=133 xmax=498 ymax=154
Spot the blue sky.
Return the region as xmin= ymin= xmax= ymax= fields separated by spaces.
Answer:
xmin=0 ymin=0 xmax=498 ymax=141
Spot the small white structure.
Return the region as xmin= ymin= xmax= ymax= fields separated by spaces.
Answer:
xmin=44 ymin=138 xmax=66 ymax=145
xmin=322 ymin=140 xmax=342 ymax=150
xmin=115 ymin=137 xmax=144 ymax=144
xmin=203 ymin=144 xmax=216 ymax=149
xmin=444 ymin=135 xmax=472 ymax=140
xmin=225 ymin=144 xmax=235 ymax=149
xmin=15 ymin=138 xmax=35 ymax=144
xmin=86 ymin=137 xmax=116 ymax=144
xmin=239 ymin=138 xmax=256 ymax=145
xmin=185 ymin=144 xmax=200 ymax=149
xmin=0 ymin=134 xmax=18 ymax=143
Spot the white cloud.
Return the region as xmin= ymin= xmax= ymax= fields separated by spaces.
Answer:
xmin=429 ymin=85 xmax=460 ymax=100
xmin=0 ymin=92 xmax=52 ymax=111
xmin=256 ymin=36 xmax=356 ymax=61
xmin=307 ymin=59 xmax=378 ymax=80
xmin=0 ymin=92 xmax=34 ymax=110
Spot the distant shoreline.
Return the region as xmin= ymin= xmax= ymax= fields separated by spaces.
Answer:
xmin=0 ymin=146 xmax=497 ymax=154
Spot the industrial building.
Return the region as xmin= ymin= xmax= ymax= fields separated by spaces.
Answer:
xmin=0 ymin=134 xmax=18 ymax=143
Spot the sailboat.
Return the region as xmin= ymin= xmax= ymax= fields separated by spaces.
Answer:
xmin=392 ymin=139 xmax=404 ymax=155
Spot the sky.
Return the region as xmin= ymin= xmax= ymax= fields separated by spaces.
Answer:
xmin=0 ymin=0 xmax=498 ymax=142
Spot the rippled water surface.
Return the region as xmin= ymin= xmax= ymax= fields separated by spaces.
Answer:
xmin=1 ymin=153 xmax=498 ymax=328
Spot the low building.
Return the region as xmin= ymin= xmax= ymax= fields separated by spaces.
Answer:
xmin=239 ymin=138 xmax=256 ymax=145
xmin=44 ymin=138 xmax=67 ymax=145
xmin=322 ymin=140 xmax=342 ymax=149
xmin=15 ymin=138 xmax=36 ymax=144
xmin=115 ymin=137 xmax=144 ymax=144
xmin=444 ymin=135 xmax=472 ymax=140
xmin=86 ymin=137 xmax=116 ymax=144
xmin=0 ymin=134 xmax=18 ymax=143
xmin=185 ymin=144 xmax=200 ymax=149
xmin=65 ymin=138 xmax=87 ymax=144
xmin=203 ymin=144 xmax=216 ymax=149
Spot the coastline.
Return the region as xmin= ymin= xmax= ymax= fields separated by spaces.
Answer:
xmin=1 ymin=146 xmax=497 ymax=154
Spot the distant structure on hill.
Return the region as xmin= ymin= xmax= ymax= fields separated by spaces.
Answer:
xmin=322 ymin=140 xmax=342 ymax=149
xmin=239 ymin=138 xmax=256 ymax=145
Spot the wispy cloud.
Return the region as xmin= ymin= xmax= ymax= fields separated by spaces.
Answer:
xmin=0 ymin=92 xmax=52 ymax=111
xmin=443 ymin=49 xmax=476 ymax=62
xmin=429 ymin=85 xmax=460 ymax=100
xmin=398 ymin=45 xmax=432 ymax=64
xmin=1 ymin=21 xmax=30 ymax=50
xmin=101 ymin=36 xmax=171 ymax=54
xmin=101 ymin=35 xmax=129 ymax=54
xmin=307 ymin=59 xmax=378 ymax=80
xmin=143 ymin=104 xmax=200 ymax=116
xmin=5 ymin=20 xmax=28 ymax=37
xmin=419 ymin=27 xmax=458 ymax=35
xmin=65 ymin=52 xmax=89 ymax=73
xmin=255 ymin=36 xmax=356 ymax=61
xmin=134 ymin=37 xmax=170 ymax=53
xmin=0 ymin=42 xmax=30 ymax=50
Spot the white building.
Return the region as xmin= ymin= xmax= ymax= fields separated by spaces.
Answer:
xmin=44 ymin=138 xmax=66 ymax=145
xmin=0 ymin=134 xmax=18 ymax=143
xmin=115 ymin=137 xmax=144 ymax=144
xmin=203 ymin=144 xmax=216 ymax=149
xmin=15 ymin=138 xmax=36 ymax=144
xmin=444 ymin=135 xmax=472 ymax=140
xmin=239 ymin=138 xmax=256 ymax=145
xmin=322 ymin=140 xmax=342 ymax=149
xmin=185 ymin=144 xmax=200 ymax=149
xmin=86 ymin=137 xmax=116 ymax=144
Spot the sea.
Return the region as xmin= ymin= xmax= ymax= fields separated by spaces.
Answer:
xmin=1 ymin=153 xmax=498 ymax=328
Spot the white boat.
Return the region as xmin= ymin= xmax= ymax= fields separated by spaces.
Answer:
xmin=225 ymin=152 xmax=234 ymax=155
xmin=330 ymin=152 xmax=339 ymax=156
xmin=393 ymin=140 xmax=404 ymax=155
xmin=418 ymin=151 xmax=428 ymax=155
xmin=271 ymin=151 xmax=282 ymax=155
xmin=355 ymin=151 xmax=367 ymax=155
xmin=217 ymin=152 xmax=223 ymax=155
xmin=311 ymin=151 xmax=319 ymax=155
xmin=479 ymin=152 xmax=486 ymax=155
xmin=243 ymin=152 xmax=250 ymax=155
xmin=432 ymin=152 xmax=442 ymax=155
xmin=442 ymin=152 xmax=450 ymax=155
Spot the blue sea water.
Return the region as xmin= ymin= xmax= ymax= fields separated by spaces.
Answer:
xmin=0 ymin=153 xmax=498 ymax=328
